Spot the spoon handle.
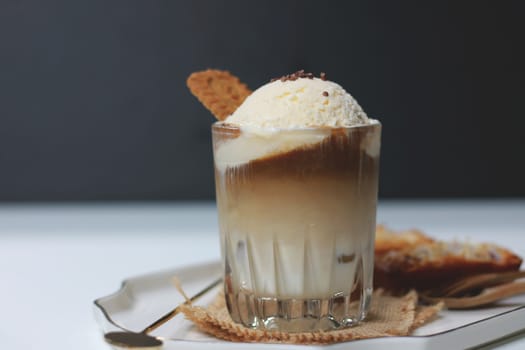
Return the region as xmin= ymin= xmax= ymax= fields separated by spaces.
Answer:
xmin=141 ymin=277 xmax=222 ymax=334
xmin=439 ymin=270 xmax=525 ymax=297
xmin=423 ymin=281 xmax=525 ymax=309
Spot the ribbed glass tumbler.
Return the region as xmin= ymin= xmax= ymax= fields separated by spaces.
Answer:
xmin=212 ymin=122 xmax=381 ymax=332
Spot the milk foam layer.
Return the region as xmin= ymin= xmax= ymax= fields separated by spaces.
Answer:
xmin=214 ymin=127 xmax=330 ymax=172
xmin=214 ymin=123 xmax=380 ymax=172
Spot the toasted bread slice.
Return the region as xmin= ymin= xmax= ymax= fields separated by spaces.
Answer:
xmin=374 ymin=226 xmax=523 ymax=292
xmin=375 ymin=225 xmax=435 ymax=255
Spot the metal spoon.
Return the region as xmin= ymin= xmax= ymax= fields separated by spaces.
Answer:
xmin=104 ymin=277 xmax=222 ymax=348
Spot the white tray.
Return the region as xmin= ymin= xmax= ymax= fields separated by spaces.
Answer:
xmin=93 ymin=261 xmax=525 ymax=349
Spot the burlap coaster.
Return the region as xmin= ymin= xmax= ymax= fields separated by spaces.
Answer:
xmin=179 ymin=289 xmax=443 ymax=345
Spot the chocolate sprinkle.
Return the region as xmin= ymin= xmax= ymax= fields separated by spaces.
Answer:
xmin=322 ymin=91 xmax=329 ymax=97
xmin=270 ymin=70 xmax=327 ymax=83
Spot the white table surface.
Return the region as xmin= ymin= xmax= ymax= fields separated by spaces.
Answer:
xmin=1 ymin=200 xmax=524 ymax=350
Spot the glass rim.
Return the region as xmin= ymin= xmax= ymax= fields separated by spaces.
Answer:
xmin=212 ymin=120 xmax=381 ymax=132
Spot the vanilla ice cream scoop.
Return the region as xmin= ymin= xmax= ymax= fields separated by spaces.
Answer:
xmin=215 ymin=73 xmax=379 ymax=172
xmin=225 ymin=76 xmax=371 ymax=128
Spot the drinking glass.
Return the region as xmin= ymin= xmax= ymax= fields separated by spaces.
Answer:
xmin=212 ymin=122 xmax=381 ymax=332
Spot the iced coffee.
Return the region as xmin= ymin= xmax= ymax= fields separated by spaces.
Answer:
xmin=212 ymin=71 xmax=381 ymax=332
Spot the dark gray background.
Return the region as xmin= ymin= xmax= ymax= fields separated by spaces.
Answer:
xmin=1 ymin=0 xmax=524 ymax=201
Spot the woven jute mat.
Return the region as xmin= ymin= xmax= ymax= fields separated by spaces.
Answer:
xmin=178 ymin=289 xmax=443 ymax=345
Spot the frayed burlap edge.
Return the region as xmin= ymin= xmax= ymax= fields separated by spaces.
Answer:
xmin=410 ymin=301 xmax=444 ymax=332
xmin=178 ymin=289 xmax=442 ymax=345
